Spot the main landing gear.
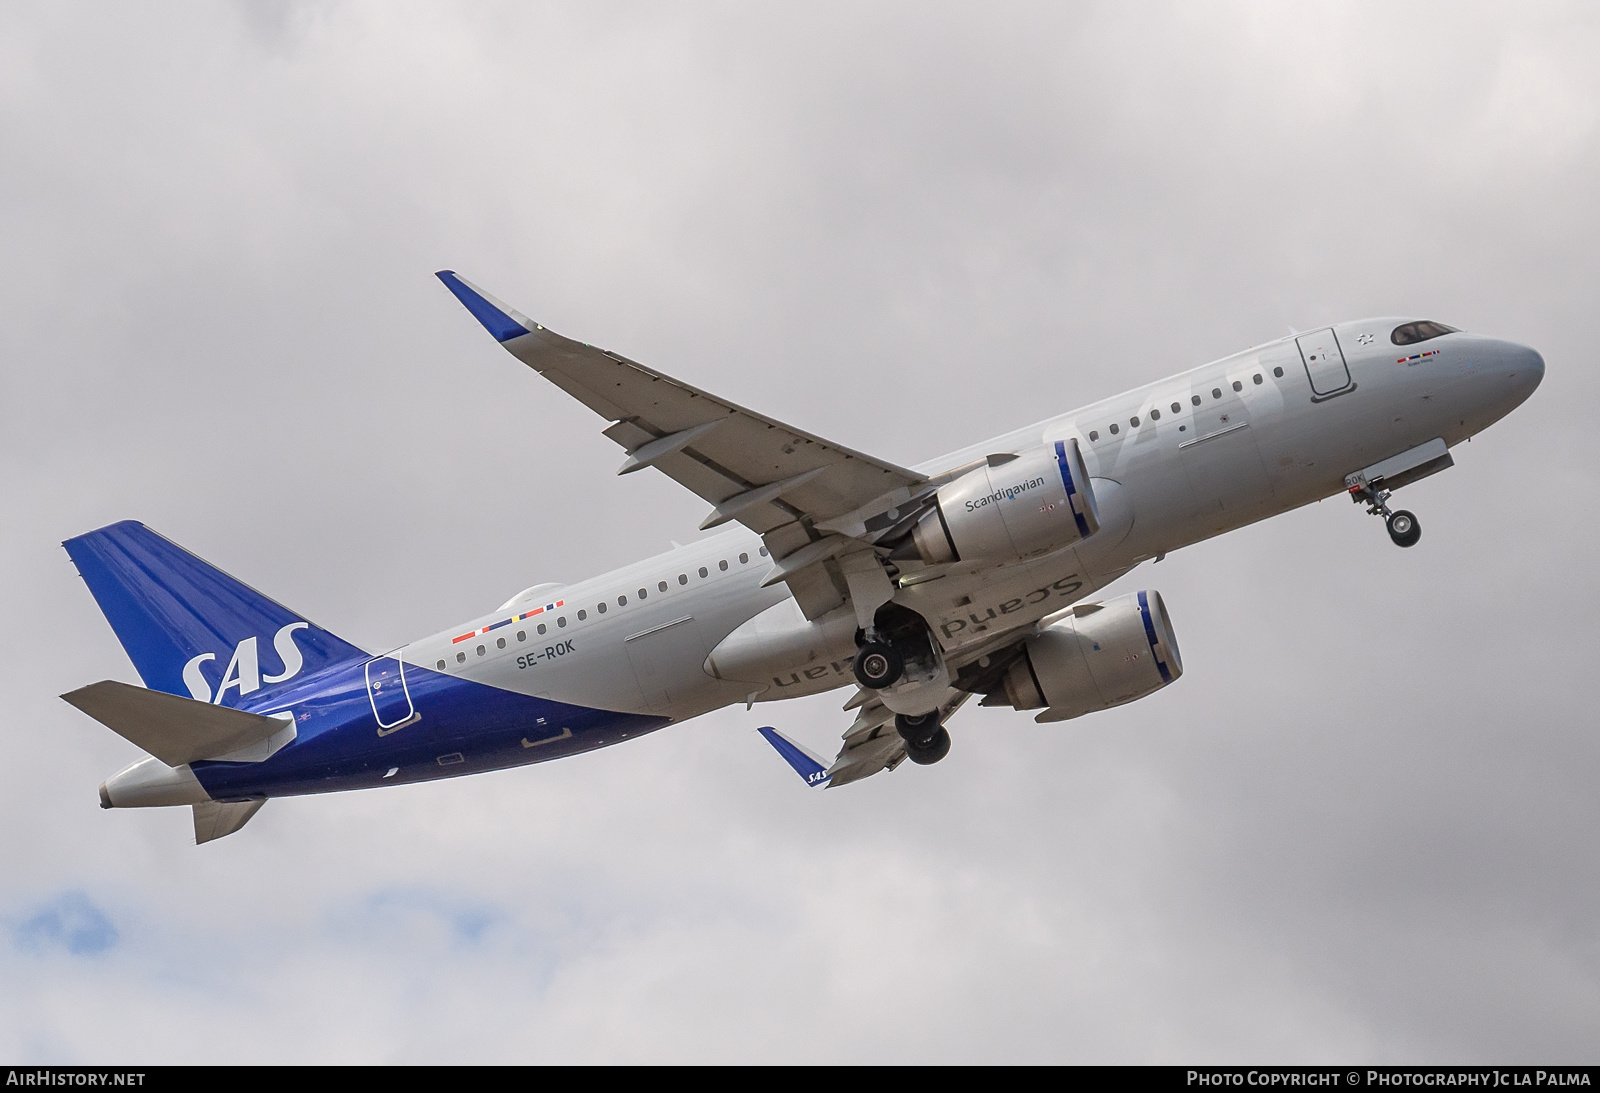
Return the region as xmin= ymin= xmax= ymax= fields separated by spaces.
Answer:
xmin=855 ymin=647 xmax=951 ymax=764
xmin=1349 ymin=481 xmax=1422 ymax=548
xmin=853 ymin=604 xmax=954 ymax=765
xmin=895 ymin=712 xmax=951 ymax=766
xmin=854 ymin=647 xmax=951 ymax=765
xmin=852 ymin=640 xmax=904 ymax=689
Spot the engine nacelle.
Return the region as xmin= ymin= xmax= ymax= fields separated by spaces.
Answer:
xmin=902 ymin=440 xmax=1099 ymax=566
xmin=996 ymin=590 xmax=1182 ymax=721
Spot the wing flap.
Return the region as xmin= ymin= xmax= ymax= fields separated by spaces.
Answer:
xmin=824 ymin=690 xmax=975 ymax=788
xmin=827 ymin=722 xmax=906 ymax=787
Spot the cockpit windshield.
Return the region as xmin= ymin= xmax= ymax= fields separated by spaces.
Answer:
xmin=1391 ymin=321 xmax=1459 ymax=345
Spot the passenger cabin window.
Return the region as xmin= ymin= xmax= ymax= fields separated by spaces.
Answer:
xmin=1232 ymin=380 xmax=1242 ymax=392
xmin=1391 ymin=321 xmax=1458 ymax=345
xmin=537 ymin=623 xmax=547 ymax=635
xmin=1150 ymin=409 xmax=1160 ymax=421
xmin=557 ymin=616 xmax=567 ymax=627
xmin=698 ymin=567 xmax=708 ymax=578
xmin=437 ymin=659 xmax=446 ymax=670
xmin=759 ymin=547 xmax=769 ymax=556
xmin=497 ymin=637 xmax=506 ymax=648
xmin=658 ymin=581 xmax=668 ymax=592
xmin=517 ymin=631 xmax=525 ymax=641
xmin=618 ymin=595 xmax=627 ymax=605
xmin=1171 ymin=402 xmax=1181 ymax=413
xmin=1253 ymin=374 xmax=1263 ymax=384
xmin=1273 ymin=366 xmax=1284 ymax=377
xmin=597 ymin=602 xmax=606 ymax=613
xmin=719 ymin=560 xmax=728 ymax=571
xmin=457 ymin=651 xmax=466 ymax=664
xmin=476 ymin=645 xmax=485 ymax=656
xmin=1212 ymin=388 xmax=1222 ymax=399
xmin=577 ymin=610 xmax=587 ymax=621
xmin=1089 ymin=430 xmax=1099 ymax=441
xmin=638 ymin=588 xmax=647 ymax=599
xmin=1109 ymin=423 xmax=1119 ymax=435
xmin=739 ymin=553 xmax=749 ymax=564
xmin=1130 ymin=416 xmax=1140 ymax=427
xmin=1191 ymin=395 xmax=1202 ymax=406
xmin=679 ymin=574 xmax=688 ymax=585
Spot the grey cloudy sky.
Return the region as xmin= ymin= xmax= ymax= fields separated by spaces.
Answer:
xmin=2 ymin=1 xmax=1597 ymax=1063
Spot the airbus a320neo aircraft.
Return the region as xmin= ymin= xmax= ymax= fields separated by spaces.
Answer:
xmin=60 ymin=273 xmax=1544 ymax=842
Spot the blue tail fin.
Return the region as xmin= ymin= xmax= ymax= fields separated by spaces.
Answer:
xmin=757 ymin=727 xmax=832 ymax=787
xmin=63 ymin=521 xmax=368 ymax=708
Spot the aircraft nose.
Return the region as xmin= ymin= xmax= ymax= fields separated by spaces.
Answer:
xmin=1505 ymin=341 xmax=1545 ymax=400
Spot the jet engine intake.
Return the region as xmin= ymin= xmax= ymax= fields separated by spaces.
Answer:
xmin=896 ymin=440 xmax=1099 ymax=566
xmin=993 ymin=590 xmax=1182 ymax=721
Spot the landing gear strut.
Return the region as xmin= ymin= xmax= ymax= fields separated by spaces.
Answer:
xmin=1349 ymin=481 xmax=1422 ymax=549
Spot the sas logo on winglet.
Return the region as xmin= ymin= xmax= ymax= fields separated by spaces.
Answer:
xmin=182 ymin=622 xmax=310 ymax=704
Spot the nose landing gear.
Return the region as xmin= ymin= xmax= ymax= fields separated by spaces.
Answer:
xmin=1349 ymin=482 xmax=1422 ymax=548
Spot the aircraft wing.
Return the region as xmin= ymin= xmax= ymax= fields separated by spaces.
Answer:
xmin=439 ymin=272 xmax=928 ymax=619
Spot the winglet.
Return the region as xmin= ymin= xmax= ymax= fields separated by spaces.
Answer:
xmin=435 ymin=270 xmax=536 ymax=343
xmin=757 ymin=726 xmax=831 ymax=787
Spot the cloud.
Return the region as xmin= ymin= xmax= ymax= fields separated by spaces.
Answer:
xmin=13 ymin=893 xmax=119 ymax=957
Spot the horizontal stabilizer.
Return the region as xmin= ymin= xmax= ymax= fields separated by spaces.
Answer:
xmin=62 ymin=681 xmax=289 ymax=767
xmin=193 ymin=799 xmax=265 ymax=844
xmin=757 ymin=726 xmax=831 ymax=787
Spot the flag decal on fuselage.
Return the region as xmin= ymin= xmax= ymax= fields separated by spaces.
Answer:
xmin=451 ymin=601 xmax=565 ymax=644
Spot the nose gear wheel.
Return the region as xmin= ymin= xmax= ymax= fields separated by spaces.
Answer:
xmin=1349 ymin=482 xmax=1423 ymax=549
xmin=1386 ymin=509 xmax=1421 ymax=547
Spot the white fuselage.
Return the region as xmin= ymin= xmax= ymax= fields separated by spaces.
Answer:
xmin=404 ymin=321 xmax=1543 ymax=723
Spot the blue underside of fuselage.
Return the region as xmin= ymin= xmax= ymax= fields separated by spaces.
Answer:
xmin=190 ymin=663 xmax=671 ymax=801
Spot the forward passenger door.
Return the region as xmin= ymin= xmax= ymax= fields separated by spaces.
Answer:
xmin=1296 ymin=329 xmax=1353 ymax=397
